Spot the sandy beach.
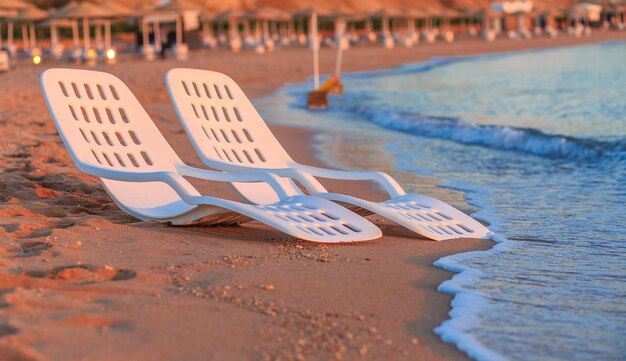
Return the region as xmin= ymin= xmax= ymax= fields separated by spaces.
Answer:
xmin=1 ymin=30 xmax=625 ymax=361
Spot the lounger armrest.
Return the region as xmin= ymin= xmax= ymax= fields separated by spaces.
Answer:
xmin=79 ymin=164 xmax=203 ymax=204
xmin=291 ymin=164 xmax=406 ymax=198
xmin=176 ymin=164 xmax=298 ymax=200
xmin=79 ymin=163 xmax=176 ymax=184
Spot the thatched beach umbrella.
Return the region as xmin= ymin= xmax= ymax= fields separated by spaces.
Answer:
xmin=244 ymin=6 xmax=291 ymax=50
xmin=14 ymin=4 xmax=47 ymax=54
xmin=95 ymin=1 xmax=132 ymax=52
xmin=151 ymin=0 xmax=203 ymax=59
xmin=474 ymin=7 xmax=502 ymax=40
xmin=214 ymin=9 xmax=247 ymax=52
xmin=49 ymin=1 xmax=110 ymax=55
xmin=371 ymin=8 xmax=397 ymax=48
xmin=0 ymin=0 xmax=28 ymax=56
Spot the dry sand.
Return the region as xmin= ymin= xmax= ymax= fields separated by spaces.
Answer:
xmin=1 ymin=31 xmax=624 ymax=361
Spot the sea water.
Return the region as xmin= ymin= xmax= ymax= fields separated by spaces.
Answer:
xmin=255 ymin=42 xmax=626 ymax=361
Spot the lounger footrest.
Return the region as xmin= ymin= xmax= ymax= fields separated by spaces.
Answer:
xmin=249 ymin=195 xmax=382 ymax=243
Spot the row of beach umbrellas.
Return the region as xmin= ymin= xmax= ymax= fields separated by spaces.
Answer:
xmin=0 ymin=0 xmax=624 ymax=63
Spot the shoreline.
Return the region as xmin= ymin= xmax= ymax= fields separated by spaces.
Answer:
xmin=1 ymin=31 xmax=624 ymax=360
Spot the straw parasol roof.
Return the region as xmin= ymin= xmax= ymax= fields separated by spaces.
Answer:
xmin=293 ymin=5 xmax=356 ymax=20
xmin=0 ymin=0 xmax=29 ymax=10
xmin=213 ymin=9 xmax=247 ymax=22
xmin=154 ymin=0 xmax=204 ymax=13
xmin=244 ymin=6 xmax=291 ymax=21
xmin=95 ymin=1 xmax=133 ymax=18
xmin=14 ymin=4 xmax=47 ymax=21
xmin=0 ymin=8 xmax=17 ymax=18
xmin=49 ymin=1 xmax=111 ymax=19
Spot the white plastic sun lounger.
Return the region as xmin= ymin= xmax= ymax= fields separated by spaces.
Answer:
xmin=40 ymin=68 xmax=381 ymax=243
xmin=166 ymin=68 xmax=491 ymax=241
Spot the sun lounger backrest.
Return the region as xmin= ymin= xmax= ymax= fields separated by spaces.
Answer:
xmin=41 ymin=68 xmax=181 ymax=174
xmin=166 ymin=69 xmax=292 ymax=170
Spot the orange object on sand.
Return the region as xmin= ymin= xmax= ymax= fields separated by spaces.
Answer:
xmin=318 ymin=76 xmax=340 ymax=92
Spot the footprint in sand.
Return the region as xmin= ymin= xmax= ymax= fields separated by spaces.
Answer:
xmin=23 ymin=265 xmax=136 ymax=284
xmin=16 ymin=241 xmax=52 ymax=257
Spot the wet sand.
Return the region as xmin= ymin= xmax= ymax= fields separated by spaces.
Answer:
xmin=0 ymin=30 xmax=624 ymax=360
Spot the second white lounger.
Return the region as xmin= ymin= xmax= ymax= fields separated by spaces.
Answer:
xmin=40 ymin=68 xmax=381 ymax=243
xmin=166 ymin=68 xmax=490 ymax=241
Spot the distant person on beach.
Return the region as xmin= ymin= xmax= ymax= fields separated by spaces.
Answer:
xmin=161 ymin=30 xmax=179 ymax=59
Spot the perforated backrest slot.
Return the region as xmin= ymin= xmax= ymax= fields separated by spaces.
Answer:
xmin=128 ymin=130 xmax=140 ymax=145
xmin=93 ymin=107 xmax=103 ymax=124
xmin=140 ymin=151 xmax=153 ymax=165
xmin=109 ymin=85 xmax=120 ymax=100
xmin=242 ymin=150 xmax=254 ymax=163
xmin=203 ymin=83 xmax=212 ymax=98
xmin=231 ymin=130 xmax=242 ymax=143
xmin=115 ymin=132 xmax=127 ymax=146
xmin=102 ymin=132 xmax=114 ymax=146
xmin=79 ymin=128 xmax=90 ymax=143
xmin=80 ymin=107 xmax=90 ymax=123
xmin=96 ymin=84 xmax=107 ymax=100
xmin=211 ymin=106 xmax=220 ymax=122
xmin=127 ymin=153 xmax=139 ymax=167
xmin=242 ymin=129 xmax=253 ymax=142
xmin=91 ymin=149 xmax=102 ymax=163
xmin=90 ymin=131 xmax=101 ymax=145
xmin=69 ymin=105 xmax=78 ymax=120
xmin=114 ymin=152 xmax=126 ymax=167
xmin=59 ymin=82 xmax=69 ymax=97
xmin=233 ymin=107 xmax=242 ymax=122
xmin=221 ymin=149 xmax=232 ymax=162
xmin=71 ymin=82 xmax=81 ymax=98
xmin=222 ymin=107 xmax=231 ymax=122
xmin=105 ymin=108 xmax=116 ymax=124
xmin=210 ymin=128 xmax=221 ymax=142
xmin=84 ymin=84 xmax=94 ymax=100
xmin=220 ymin=129 xmax=230 ymax=143
xmin=119 ymin=108 xmax=130 ymax=123
xmin=224 ymin=84 xmax=233 ymax=100
xmin=213 ymin=84 xmax=222 ymax=99
xmin=202 ymin=126 xmax=212 ymax=140
xmin=231 ymin=149 xmax=243 ymax=163
xmin=213 ymin=146 xmax=223 ymax=159
xmin=254 ymin=149 xmax=266 ymax=162
xmin=102 ymin=152 xmax=114 ymax=166
xmin=192 ymin=82 xmax=201 ymax=97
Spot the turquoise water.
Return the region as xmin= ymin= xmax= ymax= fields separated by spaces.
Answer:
xmin=256 ymin=42 xmax=626 ymax=361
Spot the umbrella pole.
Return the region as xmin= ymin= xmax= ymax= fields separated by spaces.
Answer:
xmin=306 ymin=11 xmax=327 ymax=109
xmin=255 ymin=20 xmax=262 ymax=42
xmin=310 ymin=12 xmax=319 ymax=90
xmin=8 ymin=22 xmax=13 ymax=50
xmin=243 ymin=20 xmax=249 ymax=40
xmin=72 ymin=19 xmax=79 ymax=47
xmin=334 ymin=17 xmax=346 ymax=78
xmin=83 ymin=17 xmax=90 ymax=50
xmin=22 ymin=24 xmax=29 ymax=52
xmin=95 ymin=24 xmax=102 ymax=50
xmin=176 ymin=14 xmax=183 ymax=46
xmin=51 ymin=23 xmax=58 ymax=50
xmin=142 ymin=19 xmax=149 ymax=48
xmin=0 ymin=23 xmax=3 ymax=49
xmin=30 ymin=22 xmax=36 ymax=49
xmin=263 ymin=20 xmax=269 ymax=42
xmin=154 ymin=21 xmax=162 ymax=52
xmin=105 ymin=20 xmax=111 ymax=50
xmin=382 ymin=16 xmax=389 ymax=38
